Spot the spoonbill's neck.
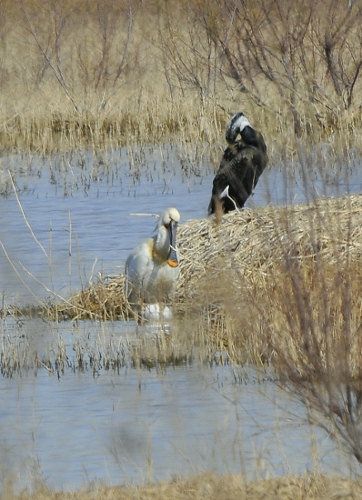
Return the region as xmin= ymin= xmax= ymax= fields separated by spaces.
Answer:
xmin=154 ymin=225 xmax=170 ymax=259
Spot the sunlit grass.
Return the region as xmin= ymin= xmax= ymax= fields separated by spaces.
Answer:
xmin=2 ymin=472 xmax=362 ymax=500
xmin=0 ymin=0 xmax=361 ymax=154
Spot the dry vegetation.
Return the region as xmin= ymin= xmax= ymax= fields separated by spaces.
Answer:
xmin=0 ymin=0 xmax=361 ymax=153
xmin=3 ymin=473 xmax=362 ymax=500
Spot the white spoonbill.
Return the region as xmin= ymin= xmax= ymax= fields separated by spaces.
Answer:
xmin=125 ymin=207 xmax=181 ymax=319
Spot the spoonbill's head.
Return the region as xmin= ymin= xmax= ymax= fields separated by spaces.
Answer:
xmin=156 ymin=207 xmax=180 ymax=268
xmin=158 ymin=207 xmax=181 ymax=227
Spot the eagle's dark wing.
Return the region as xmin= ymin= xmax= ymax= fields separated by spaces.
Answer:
xmin=208 ymin=112 xmax=268 ymax=216
xmin=208 ymin=139 xmax=267 ymax=214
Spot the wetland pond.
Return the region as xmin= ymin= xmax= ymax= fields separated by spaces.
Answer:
xmin=0 ymin=144 xmax=361 ymax=491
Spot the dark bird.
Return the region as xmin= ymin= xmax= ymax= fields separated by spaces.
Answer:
xmin=208 ymin=112 xmax=268 ymax=215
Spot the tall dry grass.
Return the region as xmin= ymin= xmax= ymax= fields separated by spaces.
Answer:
xmin=175 ymin=194 xmax=362 ymax=465
xmin=0 ymin=0 xmax=361 ymax=153
xmin=3 ymin=473 xmax=362 ymax=500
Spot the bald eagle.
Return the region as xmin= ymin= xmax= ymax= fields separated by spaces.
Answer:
xmin=208 ymin=112 xmax=268 ymax=215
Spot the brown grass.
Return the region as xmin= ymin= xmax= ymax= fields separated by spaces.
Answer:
xmin=4 ymin=473 xmax=362 ymax=500
xmin=0 ymin=0 xmax=362 ymax=153
xmin=51 ymin=275 xmax=131 ymax=322
xmin=56 ymin=193 xmax=362 ymax=309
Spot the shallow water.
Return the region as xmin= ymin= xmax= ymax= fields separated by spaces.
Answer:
xmin=0 ymin=144 xmax=361 ymax=491
xmin=1 ymin=144 xmax=361 ymax=304
xmin=0 ymin=327 xmax=352 ymax=492
xmin=0 ymin=373 xmax=347 ymax=490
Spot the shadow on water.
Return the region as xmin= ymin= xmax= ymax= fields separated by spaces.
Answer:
xmin=0 ymin=143 xmax=361 ymax=491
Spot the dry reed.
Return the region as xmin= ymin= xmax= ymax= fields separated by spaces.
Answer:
xmin=0 ymin=0 xmax=362 ymax=154
xmin=3 ymin=472 xmax=362 ymax=500
xmin=56 ymin=192 xmax=362 ymax=319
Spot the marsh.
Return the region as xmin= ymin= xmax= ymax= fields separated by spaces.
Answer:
xmin=0 ymin=145 xmax=361 ymax=492
xmin=1 ymin=1 xmax=362 ymax=496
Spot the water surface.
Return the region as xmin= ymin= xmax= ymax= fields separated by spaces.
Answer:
xmin=0 ymin=340 xmax=351 ymax=491
xmin=0 ymin=144 xmax=361 ymax=491
xmin=1 ymin=144 xmax=361 ymax=304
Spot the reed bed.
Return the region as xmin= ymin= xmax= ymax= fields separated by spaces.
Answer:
xmin=1 ymin=0 xmax=362 ymax=154
xmin=50 ymin=191 xmax=362 ymax=378
xmin=176 ymin=193 xmax=362 ymax=297
xmin=56 ymin=192 xmax=362 ymax=320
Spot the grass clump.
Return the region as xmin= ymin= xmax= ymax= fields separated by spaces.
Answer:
xmin=53 ymin=275 xmax=131 ymax=321
xmin=58 ymin=192 xmax=362 ymax=315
